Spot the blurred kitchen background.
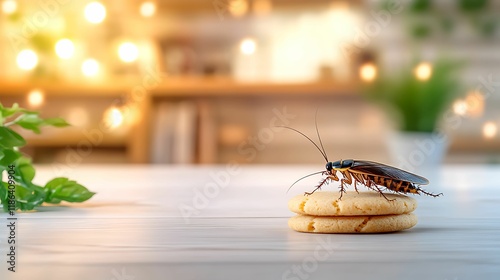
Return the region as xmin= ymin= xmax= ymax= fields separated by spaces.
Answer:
xmin=0 ymin=0 xmax=499 ymax=166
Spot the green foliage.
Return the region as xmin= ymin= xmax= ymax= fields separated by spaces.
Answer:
xmin=405 ymin=0 xmax=496 ymax=39
xmin=363 ymin=60 xmax=463 ymax=133
xmin=410 ymin=0 xmax=431 ymax=12
xmin=0 ymin=103 xmax=95 ymax=212
xmin=459 ymin=0 xmax=488 ymax=12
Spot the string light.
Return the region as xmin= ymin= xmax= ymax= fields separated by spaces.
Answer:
xmin=16 ymin=49 xmax=38 ymax=70
xmin=359 ymin=63 xmax=377 ymax=82
xmin=118 ymin=42 xmax=139 ymax=63
xmin=140 ymin=1 xmax=156 ymax=17
xmin=453 ymin=91 xmax=485 ymax=118
xmin=84 ymin=2 xmax=106 ymax=24
xmin=81 ymin=58 xmax=100 ymax=77
xmin=239 ymin=38 xmax=256 ymax=55
xmin=103 ymin=106 xmax=124 ymax=129
xmin=2 ymin=0 xmax=17 ymax=14
xmin=453 ymin=99 xmax=468 ymax=116
xmin=464 ymin=90 xmax=484 ymax=117
xmin=55 ymin=39 xmax=75 ymax=59
xmin=27 ymin=89 xmax=45 ymax=108
xmin=483 ymin=122 xmax=497 ymax=139
xmin=414 ymin=62 xmax=432 ymax=81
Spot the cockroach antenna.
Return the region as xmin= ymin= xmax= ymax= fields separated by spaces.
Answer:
xmin=286 ymin=171 xmax=324 ymax=193
xmin=277 ymin=126 xmax=329 ymax=163
xmin=314 ymin=108 xmax=328 ymax=162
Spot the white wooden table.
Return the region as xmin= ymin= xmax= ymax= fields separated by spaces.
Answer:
xmin=1 ymin=165 xmax=500 ymax=280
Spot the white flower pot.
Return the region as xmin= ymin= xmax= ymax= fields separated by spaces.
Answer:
xmin=387 ymin=131 xmax=449 ymax=172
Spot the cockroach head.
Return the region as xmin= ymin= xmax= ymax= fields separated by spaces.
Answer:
xmin=325 ymin=162 xmax=333 ymax=172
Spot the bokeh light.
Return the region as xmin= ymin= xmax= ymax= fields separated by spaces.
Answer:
xmin=81 ymin=58 xmax=100 ymax=77
xmin=240 ymin=38 xmax=256 ymax=55
xmin=414 ymin=62 xmax=432 ymax=81
xmin=55 ymin=39 xmax=75 ymax=59
xmin=84 ymin=2 xmax=106 ymax=24
xmin=118 ymin=42 xmax=139 ymax=63
xmin=229 ymin=0 xmax=248 ymax=18
xmin=27 ymin=89 xmax=45 ymax=108
xmin=16 ymin=49 xmax=38 ymax=70
xmin=140 ymin=1 xmax=156 ymax=17
xmin=359 ymin=63 xmax=377 ymax=82
xmin=483 ymin=122 xmax=497 ymax=139
xmin=464 ymin=90 xmax=484 ymax=117
xmin=2 ymin=0 xmax=17 ymax=14
xmin=103 ymin=106 xmax=124 ymax=129
xmin=453 ymin=99 xmax=468 ymax=116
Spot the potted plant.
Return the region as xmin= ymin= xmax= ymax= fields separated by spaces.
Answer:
xmin=362 ymin=59 xmax=463 ymax=170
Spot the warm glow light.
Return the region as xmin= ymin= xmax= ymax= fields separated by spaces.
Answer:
xmin=16 ymin=49 xmax=38 ymax=70
xmin=328 ymin=2 xmax=356 ymax=39
xmin=66 ymin=107 xmax=90 ymax=127
xmin=453 ymin=99 xmax=468 ymax=116
xmin=118 ymin=42 xmax=139 ymax=63
xmin=229 ymin=0 xmax=248 ymax=17
xmin=140 ymin=1 xmax=156 ymax=17
xmin=465 ymin=90 xmax=484 ymax=117
xmin=415 ymin=62 xmax=432 ymax=81
xmin=2 ymin=0 xmax=17 ymax=14
xmin=84 ymin=2 xmax=106 ymax=24
xmin=253 ymin=0 xmax=272 ymax=15
xmin=359 ymin=63 xmax=377 ymax=82
xmin=240 ymin=38 xmax=256 ymax=55
xmin=55 ymin=39 xmax=75 ymax=59
xmin=103 ymin=106 xmax=124 ymax=129
xmin=81 ymin=58 xmax=99 ymax=77
xmin=483 ymin=122 xmax=497 ymax=139
xmin=27 ymin=89 xmax=45 ymax=108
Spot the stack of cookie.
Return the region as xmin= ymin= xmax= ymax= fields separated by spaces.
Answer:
xmin=288 ymin=191 xmax=418 ymax=233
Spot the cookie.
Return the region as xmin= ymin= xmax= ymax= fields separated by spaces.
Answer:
xmin=288 ymin=213 xmax=417 ymax=233
xmin=288 ymin=191 xmax=417 ymax=216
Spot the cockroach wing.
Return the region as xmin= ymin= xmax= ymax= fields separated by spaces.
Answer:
xmin=350 ymin=160 xmax=429 ymax=185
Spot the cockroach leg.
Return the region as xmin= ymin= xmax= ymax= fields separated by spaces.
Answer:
xmin=417 ymin=187 xmax=443 ymax=197
xmin=367 ymin=179 xmax=395 ymax=201
xmin=304 ymin=177 xmax=329 ymax=196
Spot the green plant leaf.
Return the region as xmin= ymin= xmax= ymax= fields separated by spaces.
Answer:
xmin=14 ymin=157 xmax=36 ymax=184
xmin=0 ymin=181 xmax=7 ymax=212
xmin=14 ymin=113 xmax=45 ymax=134
xmin=44 ymin=177 xmax=95 ymax=203
xmin=43 ymin=117 xmax=70 ymax=127
xmin=0 ymin=127 xmax=26 ymax=149
xmin=1 ymin=103 xmax=94 ymax=212
xmin=14 ymin=184 xmax=46 ymax=211
xmin=0 ymin=149 xmax=22 ymax=168
xmin=0 ymin=103 xmax=21 ymax=118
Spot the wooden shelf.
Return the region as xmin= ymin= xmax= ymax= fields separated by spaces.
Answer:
xmin=0 ymin=79 xmax=139 ymax=97
xmin=151 ymin=78 xmax=358 ymax=97
xmin=0 ymin=78 xmax=359 ymax=164
xmin=20 ymin=131 xmax=127 ymax=148
xmin=0 ymin=78 xmax=358 ymax=97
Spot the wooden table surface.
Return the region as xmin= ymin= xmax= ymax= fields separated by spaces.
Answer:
xmin=1 ymin=165 xmax=499 ymax=280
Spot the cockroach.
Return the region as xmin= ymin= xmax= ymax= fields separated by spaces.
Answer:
xmin=281 ymin=118 xmax=443 ymax=201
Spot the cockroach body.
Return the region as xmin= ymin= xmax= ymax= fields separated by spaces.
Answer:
xmin=282 ymin=117 xmax=443 ymax=201
xmin=311 ymin=159 xmax=441 ymax=200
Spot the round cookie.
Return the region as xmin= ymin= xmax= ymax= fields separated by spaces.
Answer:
xmin=288 ymin=191 xmax=417 ymax=216
xmin=288 ymin=213 xmax=417 ymax=233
